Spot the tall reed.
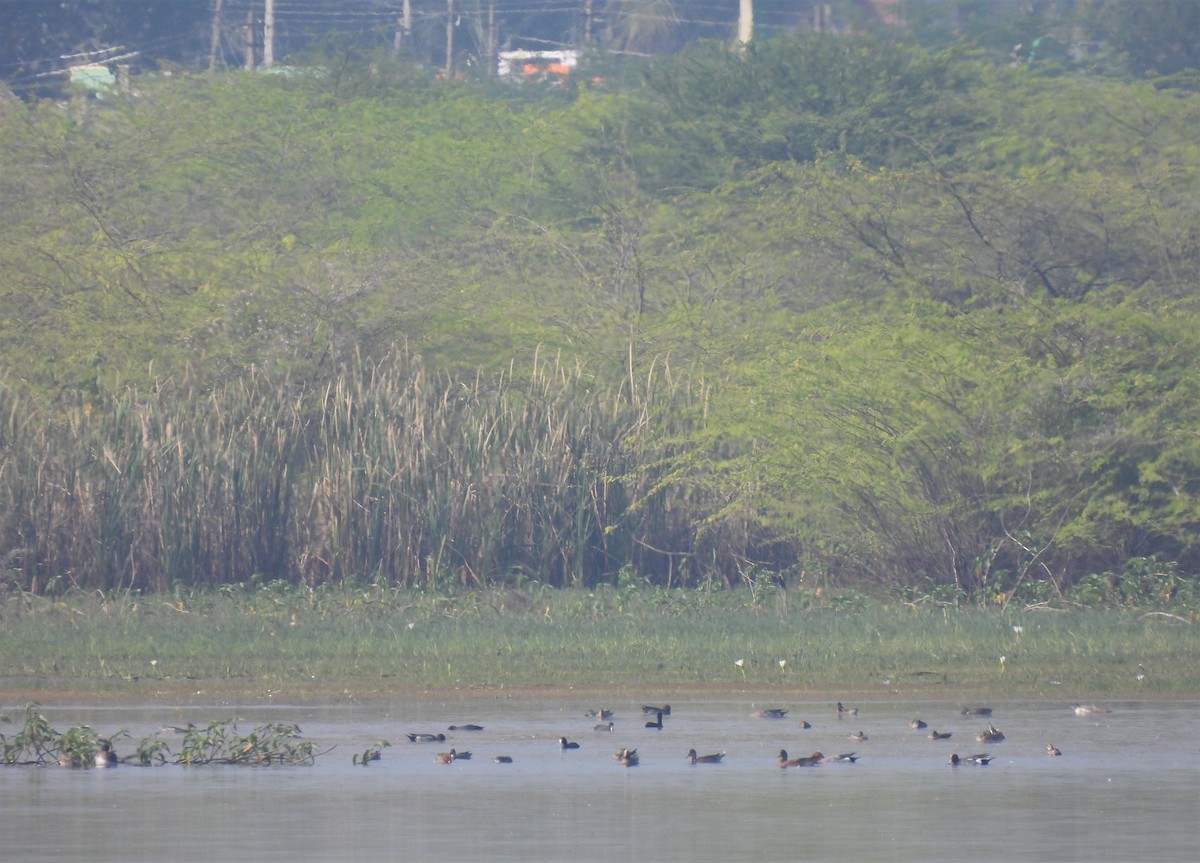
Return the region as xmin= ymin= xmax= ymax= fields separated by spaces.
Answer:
xmin=0 ymin=350 xmax=784 ymax=593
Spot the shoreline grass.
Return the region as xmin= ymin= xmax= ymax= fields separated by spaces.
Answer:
xmin=1 ymin=585 xmax=1196 ymax=705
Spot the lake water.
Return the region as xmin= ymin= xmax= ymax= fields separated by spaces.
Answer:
xmin=2 ymin=697 xmax=1196 ymax=862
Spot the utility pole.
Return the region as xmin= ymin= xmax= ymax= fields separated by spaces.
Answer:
xmin=244 ymin=9 xmax=256 ymax=70
xmin=394 ymin=0 xmax=412 ymax=53
xmin=263 ymin=0 xmax=275 ymax=68
xmin=487 ymin=2 xmax=497 ymax=76
xmin=814 ymin=3 xmax=832 ymax=33
xmin=208 ymin=0 xmax=224 ymax=71
xmin=737 ymin=0 xmax=753 ymax=47
xmin=444 ymin=0 xmax=455 ymax=76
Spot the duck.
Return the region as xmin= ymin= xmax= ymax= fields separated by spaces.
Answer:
xmin=585 ymin=709 xmax=614 ymax=720
xmin=161 ymin=723 xmax=195 ymax=734
xmin=1046 ymin=744 xmax=1062 ymax=756
xmin=559 ymin=737 xmax=581 ymax=750
xmin=961 ymin=707 xmax=993 ymax=716
xmin=821 ymin=752 xmax=858 ymax=763
xmin=434 ymin=749 xmax=458 ymax=764
xmin=494 ymin=755 xmax=513 ymax=763
xmin=779 ymin=749 xmax=823 ymax=767
xmin=909 ymin=719 xmax=928 ymax=729
xmin=594 ymin=721 xmax=615 ymax=733
xmin=614 ymin=747 xmax=639 ymax=767
xmin=928 ymin=730 xmax=952 ymax=740
xmin=58 ymin=754 xmax=75 ymax=768
xmin=406 ymin=733 xmax=446 ymax=743
xmin=686 ymin=749 xmax=725 ymax=764
xmin=751 ymin=708 xmax=788 ymax=719
xmin=976 ymin=723 xmax=1005 ymax=744
xmin=799 ymin=720 xmax=813 ymax=729
xmin=447 ymin=724 xmax=484 ymax=732
xmin=950 ymin=752 xmax=993 ymax=766
xmin=837 ymin=702 xmax=858 ymax=717
xmin=1072 ymin=704 xmax=1112 ymax=716
xmin=94 ymin=742 xmax=118 ymax=768
xmin=645 ymin=712 xmax=664 ymax=730
xmin=847 ymin=730 xmax=868 ymax=742
xmin=642 ymin=705 xmax=671 ymax=716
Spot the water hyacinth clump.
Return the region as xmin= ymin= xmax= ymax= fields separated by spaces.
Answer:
xmin=0 ymin=705 xmax=320 ymax=767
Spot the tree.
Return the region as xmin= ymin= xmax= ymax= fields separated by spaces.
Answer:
xmin=1074 ymin=0 xmax=1200 ymax=77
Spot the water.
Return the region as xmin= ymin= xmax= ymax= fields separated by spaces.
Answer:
xmin=3 ymin=698 xmax=1196 ymax=862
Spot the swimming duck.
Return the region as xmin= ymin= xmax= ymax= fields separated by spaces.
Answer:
xmin=751 ymin=708 xmax=788 ymax=719
xmin=614 ymin=748 xmax=639 ymax=767
xmin=447 ymin=724 xmax=484 ymax=732
xmin=928 ymin=730 xmax=952 ymax=740
xmin=847 ymin=731 xmax=868 ymax=742
xmin=837 ymin=702 xmax=858 ymax=717
xmin=494 ymin=755 xmax=513 ymax=763
xmin=585 ymin=709 xmax=614 ymax=720
xmin=58 ymin=754 xmax=75 ymax=768
xmin=434 ymin=749 xmax=458 ymax=764
xmin=406 ymin=733 xmax=446 ymax=743
xmin=1072 ymin=704 xmax=1112 ymax=716
xmin=1046 ymin=744 xmax=1062 ymax=756
xmin=94 ymin=742 xmax=117 ymax=768
xmin=594 ymin=721 xmax=615 ymax=733
xmin=909 ymin=719 xmax=928 ymax=729
xmin=686 ymin=749 xmax=725 ymax=764
xmin=961 ymin=707 xmax=993 ymax=716
xmin=799 ymin=720 xmax=812 ymax=729
xmin=161 ymin=723 xmax=195 ymax=734
xmin=645 ymin=712 xmax=664 ymax=729
xmin=821 ymin=752 xmax=858 ymax=763
xmin=559 ymin=737 xmax=581 ymax=750
xmin=976 ymin=723 xmax=1005 ymax=744
xmin=642 ymin=705 xmax=671 ymax=716
xmin=778 ymin=749 xmax=823 ymax=767
xmin=949 ymin=752 xmax=993 ymax=766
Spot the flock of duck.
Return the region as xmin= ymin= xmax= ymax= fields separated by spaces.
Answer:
xmin=394 ymin=701 xmax=1113 ymax=769
xmin=76 ymin=700 xmax=1114 ymax=769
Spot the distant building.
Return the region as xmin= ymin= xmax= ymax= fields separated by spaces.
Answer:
xmin=68 ymin=64 xmax=117 ymax=94
xmin=497 ymin=49 xmax=578 ymax=80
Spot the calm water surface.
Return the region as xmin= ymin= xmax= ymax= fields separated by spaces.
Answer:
xmin=2 ymin=697 xmax=1196 ymax=862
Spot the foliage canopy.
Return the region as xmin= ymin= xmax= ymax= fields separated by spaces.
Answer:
xmin=2 ymin=30 xmax=1200 ymax=607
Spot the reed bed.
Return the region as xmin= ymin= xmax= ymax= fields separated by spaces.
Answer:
xmin=1 ymin=586 xmax=1194 ymax=699
xmin=0 ymin=351 xmax=783 ymax=593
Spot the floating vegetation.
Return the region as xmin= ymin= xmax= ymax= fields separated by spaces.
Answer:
xmin=0 ymin=705 xmax=325 ymax=767
xmin=172 ymin=719 xmax=321 ymax=766
xmin=353 ymin=740 xmax=391 ymax=766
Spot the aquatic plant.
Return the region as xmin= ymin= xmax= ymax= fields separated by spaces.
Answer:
xmin=353 ymin=740 xmax=391 ymax=766
xmin=0 ymin=703 xmax=128 ymax=767
xmin=173 ymin=719 xmax=318 ymax=766
xmin=0 ymin=351 xmax=749 ymax=595
xmin=0 ymin=703 xmax=59 ymax=765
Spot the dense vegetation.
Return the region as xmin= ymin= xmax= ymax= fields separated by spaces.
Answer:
xmin=3 ymin=581 xmax=1194 ymax=699
xmin=3 ymin=26 xmax=1200 ymax=611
